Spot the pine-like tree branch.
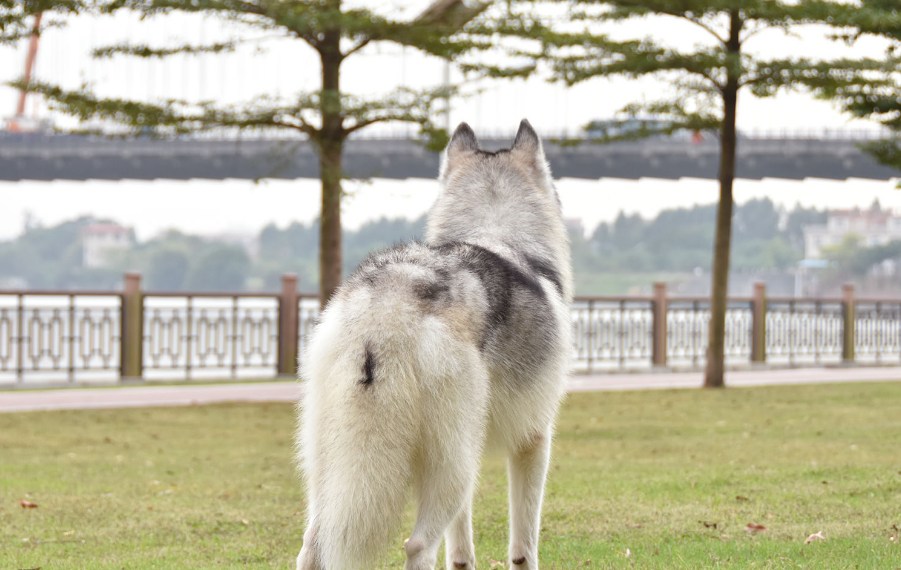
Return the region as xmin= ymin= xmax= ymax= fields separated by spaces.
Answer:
xmin=92 ymin=41 xmax=239 ymax=59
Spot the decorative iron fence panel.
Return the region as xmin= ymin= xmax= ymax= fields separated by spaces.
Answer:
xmin=765 ymin=299 xmax=844 ymax=365
xmin=855 ymin=301 xmax=901 ymax=364
xmin=9 ymin=277 xmax=901 ymax=386
xmin=142 ymin=294 xmax=280 ymax=380
xmin=297 ymin=296 xmax=320 ymax=365
xmin=571 ymin=298 xmax=654 ymax=372
xmin=0 ymin=292 xmax=122 ymax=385
xmin=666 ymin=299 xmax=753 ymax=367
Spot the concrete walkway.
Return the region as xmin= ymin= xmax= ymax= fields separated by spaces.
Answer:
xmin=2 ymin=366 xmax=900 ymax=413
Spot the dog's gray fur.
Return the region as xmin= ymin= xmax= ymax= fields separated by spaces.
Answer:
xmin=296 ymin=120 xmax=572 ymax=570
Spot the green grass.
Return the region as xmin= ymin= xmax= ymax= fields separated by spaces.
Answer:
xmin=2 ymin=382 xmax=901 ymax=569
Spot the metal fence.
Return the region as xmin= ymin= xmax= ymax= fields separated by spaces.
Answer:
xmin=1 ymin=276 xmax=897 ymax=385
xmin=0 ymin=291 xmax=122 ymax=383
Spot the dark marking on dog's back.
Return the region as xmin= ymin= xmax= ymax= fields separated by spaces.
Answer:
xmin=413 ymin=277 xmax=451 ymax=302
xmin=360 ymin=346 xmax=375 ymax=387
xmin=431 ymin=242 xmax=548 ymax=350
xmin=347 ymin=240 xmax=558 ymax=353
xmin=525 ymin=255 xmax=563 ymax=297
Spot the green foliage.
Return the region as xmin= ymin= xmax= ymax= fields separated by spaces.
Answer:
xmin=0 ymin=0 xmax=84 ymax=46
xmin=472 ymin=0 xmax=882 ymax=140
xmin=186 ymin=245 xmax=251 ymax=291
xmin=0 ymin=215 xmax=429 ymax=292
xmin=584 ymin=198 xmax=806 ymax=273
xmin=0 ymin=216 xmax=121 ymax=289
xmin=810 ymin=0 xmax=901 ymax=173
xmin=145 ymin=247 xmax=189 ymax=290
xmin=17 ymin=0 xmax=490 ymax=147
xmin=821 ymin=234 xmax=901 ymax=277
xmin=785 ymin=203 xmax=828 ymax=248
xmin=2 ymin=202 xmax=834 ymax=293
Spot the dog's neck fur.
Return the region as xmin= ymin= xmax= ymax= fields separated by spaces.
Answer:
xmin=425 ymin=120 xmax=573 ymax=302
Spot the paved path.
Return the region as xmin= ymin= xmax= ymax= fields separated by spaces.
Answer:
xmin=2 ymin=366 xmax=900 ymax=413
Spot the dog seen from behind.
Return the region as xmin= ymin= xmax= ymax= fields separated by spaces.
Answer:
xmin=296 ymin=120 xmax=573 ymax=570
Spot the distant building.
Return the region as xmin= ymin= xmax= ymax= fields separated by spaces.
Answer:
xmin=82 ymin=223 xmax=133 ymax=268
xmin=803 ymin=204 xmax=901 ymax=259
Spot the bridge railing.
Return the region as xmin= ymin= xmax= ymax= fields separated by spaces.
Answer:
xmin=1 ymin=126 xmax=893 ymax=145
xmin=0 ymin=274 xmax=888 ymax=385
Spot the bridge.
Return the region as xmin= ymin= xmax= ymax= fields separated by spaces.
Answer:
xmin=1 ymin=132 xmax=899 ymax=182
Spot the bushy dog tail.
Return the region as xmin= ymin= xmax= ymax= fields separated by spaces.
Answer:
xmin=296 ymin=294 xmax=463 ymax=569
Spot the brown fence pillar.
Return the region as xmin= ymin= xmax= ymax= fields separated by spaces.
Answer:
xmin=842 ymin=283 xmax=856 ymax=363
xmin=121 ymin=272 xmax=143 ymax=380
xmin=652 ymin=282 xmax=668 ymax=367
xmin=279 ymin=273 xmax=299 ymax=377
xmin=751 ymin=281 xmax=767 ymax=363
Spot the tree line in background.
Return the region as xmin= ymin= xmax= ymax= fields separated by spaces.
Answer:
xmin=9 ymin=198 xmax=901 ymax=296
xmin=0 ymin=214 xmax=422 ymax=292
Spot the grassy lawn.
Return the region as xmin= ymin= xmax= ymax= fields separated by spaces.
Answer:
xmin=2 ymin=382 xmax=900 ymax=569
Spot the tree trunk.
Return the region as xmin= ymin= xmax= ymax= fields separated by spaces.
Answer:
xmin=318 ymin=139 xmax=343 ymax=309
xmin=317 ymin=24 xmax=344 ymax=309
xmin=704 ymin=14 xmax=741 ymax=388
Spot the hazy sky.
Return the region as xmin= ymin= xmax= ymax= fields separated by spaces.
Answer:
xmin=0 ymin=3 xmax=898 ymax=241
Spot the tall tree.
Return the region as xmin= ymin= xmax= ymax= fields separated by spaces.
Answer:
xmin=22 ymin=0 xmax=487 ymax=307
xmin=474 ymin=0 xmax=885 ymax=387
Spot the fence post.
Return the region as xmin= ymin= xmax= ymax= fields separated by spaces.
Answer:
xmin=751 ymin=281 xmax=767 ymax=363
xmin=652 ymin=282 xmax=667 ymax=367
xmin=121 ymin=272 xmax=143 ymax=380
xmin=842 ymin=283 xmax=856 ymax=363
xmin=279 ymin=273 xmax=299 ymax=377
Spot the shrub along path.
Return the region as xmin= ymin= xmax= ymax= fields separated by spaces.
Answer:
xmin=2 ymin=382 xmax=900 ymax=569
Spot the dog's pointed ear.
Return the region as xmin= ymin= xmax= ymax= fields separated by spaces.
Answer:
xmin=512 ymin=119 xmax=553 ymax=185
xmin=512 ymin=119 xmax=540 ymax=153
xmin=441 ymin=122 xmax=480 ymax=180
xmin=447 ymin=122 xmax=479 ymax=156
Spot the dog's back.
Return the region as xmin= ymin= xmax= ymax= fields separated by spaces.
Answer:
xmin=296 ymin=121 xmax=571 ymax=570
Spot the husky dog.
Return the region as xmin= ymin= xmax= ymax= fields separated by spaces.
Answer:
xmin=296 ymin=120 xmax=572 ymax=570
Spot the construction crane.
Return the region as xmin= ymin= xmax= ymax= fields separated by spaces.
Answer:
xmin=6 ymin=12 xmax=52 ymax=133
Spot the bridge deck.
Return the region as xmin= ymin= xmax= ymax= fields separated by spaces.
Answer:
xmin=1 ymin=134 xmax=898 ymax=181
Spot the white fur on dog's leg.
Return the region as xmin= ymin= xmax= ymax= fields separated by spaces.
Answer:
xmin=296 ymin=525 xmax=321 ymax=570
xmin=406 ymin=461 xmax=476 ymax=570
xmin=508 ymin=429 xmax=552 ymax=570
xmin=405 ymin=486 xmax=470 ymax=570
xmin=445 ymin=491 xmax=476 ymax=570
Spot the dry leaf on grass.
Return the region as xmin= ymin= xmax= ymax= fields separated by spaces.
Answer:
xmin=735 ymin=495 xmax=750 ymax=501
xmin=744 ymin=523 xmax=767 ymax=533
xmin=700 ymin=521 xmax=718 ymax=529
xmin=489 ymin=559 xmax=505 ymax=568
xmin=19 ymin=499 xmax=38 ymax=509
xmin=804 ymin=531 xmax=825 ymax=544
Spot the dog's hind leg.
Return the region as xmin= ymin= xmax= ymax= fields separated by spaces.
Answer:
xmin=405 ymin=460 xmax=476 ymax=570
xmin=406 ymin=396 xmax=484 ymax=570
xmin=507 ymin=428 xmax=552 ymax=570
xmin=444 ymin=488 xmax=475 ymax=570
xmin=296 ymin=523 xmax=322 ymax=570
